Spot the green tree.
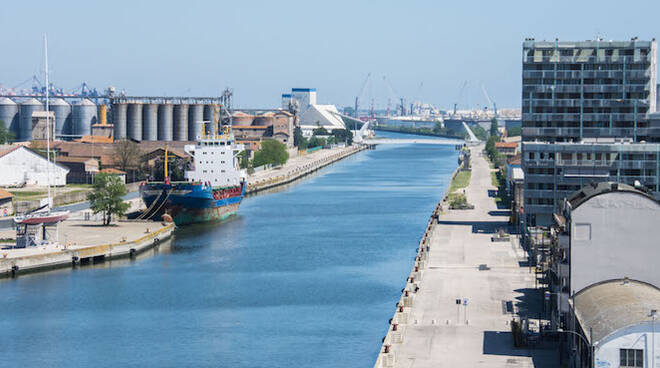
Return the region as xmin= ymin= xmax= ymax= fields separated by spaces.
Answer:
xmin=312 ymin=127 xmax=329 ymax=136
xmin=87 ymin=173 xmax=130 ymax=225
xmin=490 ymin=118 xmax=499 ymax=137
xmin=0 ymin=121 xmax=14 ymax=144
xmin=331 ymin=129 xmax=353 ymax=145
xmin=253 ymin=139 xmax=289 ymax=167
xmin=343 ymin=106 xmax=355 ymax=116
xmin=293 ymin=126 xmax=307 ymax=149
xmin=307 ymin=136 xmax=327 ymax=148
xmin=470 ymin=125 xmax=488 ymax=141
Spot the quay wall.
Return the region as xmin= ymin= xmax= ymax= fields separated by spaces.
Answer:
xmin=246 ymin=145 xmax=367 ymax=195
xmin=0 ymin=222 xmax=174 ymax=278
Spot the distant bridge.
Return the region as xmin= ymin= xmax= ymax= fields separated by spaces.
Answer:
xmin=363 ymin=137 xmax=465 ymax=145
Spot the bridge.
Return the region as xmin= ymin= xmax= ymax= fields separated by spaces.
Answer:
xmin=363 ymin=137 xmax=465 ymax=145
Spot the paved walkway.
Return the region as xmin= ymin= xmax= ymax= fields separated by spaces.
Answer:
xmin=377 ymin=145 xmax=557 ymax=367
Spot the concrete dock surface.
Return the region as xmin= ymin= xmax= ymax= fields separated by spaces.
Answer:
xmin=376 ymin=145 xmax=558 ymax=367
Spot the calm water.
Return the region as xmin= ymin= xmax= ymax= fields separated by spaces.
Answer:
xmin=0 ymin=132 xmax=458 ymax=368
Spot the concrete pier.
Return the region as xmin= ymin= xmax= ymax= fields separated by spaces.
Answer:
xmin=246 ymin=144 xmax=366 ymax=194
xmin=374 ymin=145 xmax=557 ymax=368
xmin=0 ymin=220 xmax=174 ymax=278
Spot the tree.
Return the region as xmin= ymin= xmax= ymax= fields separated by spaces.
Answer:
xmin=253 ymin=139 xmax=289 ymax=167
xmin=490 ymin=118 xmax=499 ymax=137
xmin=470 ymin=125 xmax=488 ymax=141
xmin=0 ymin=121 xmax=14 ymax=144
xmin=87 ymin=173 xmax=130 ymax=225
xmin=307 ymin=136 xmax=326 ymax=148
xmin=331 ymin=129 xmax=353 ymax=145
xmin=293 ymin=127 xmax=306 ymax=148
xmin=312 ymin=127 xmax=329 ymax=136
xmin=113 ymin=140 xmax=142 ymax=173
xmin=343 ymin=106 xmax=355 ymax=116
xmin=433 ymin=122 xmax=443 ymax=135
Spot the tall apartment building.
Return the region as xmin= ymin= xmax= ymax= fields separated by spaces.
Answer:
xmin=521 ymin=38 xmax=660 ymax=225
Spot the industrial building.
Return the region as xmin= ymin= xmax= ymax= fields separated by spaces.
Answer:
xmin=0 ymin=145 xmax=68 ymax=186
xmin=542 ymin=182 xmax=660 ymax=367
xmin=569 ymin=279 xmax=660 ymax=368
xmin=281 ymin=88 xmax=346 ymax=136
xmin=521 ymin=38 xmax=659 ymax=226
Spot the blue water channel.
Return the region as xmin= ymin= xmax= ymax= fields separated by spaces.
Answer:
xmin=0 ymin=132 xmax=459 ymax=367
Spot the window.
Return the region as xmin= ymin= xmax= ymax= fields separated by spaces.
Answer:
xmin=620 ymin=349 xmax=643 ymax=367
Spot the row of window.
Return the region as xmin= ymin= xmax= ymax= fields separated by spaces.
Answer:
xmin=202 ymin=151 xmax=226 ymax=155
xmin=524 ymin=63 xmax=649 ymax=71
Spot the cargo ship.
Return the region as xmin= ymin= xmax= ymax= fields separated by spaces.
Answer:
xmin=139 ymin=125 xmax=247 ymax=226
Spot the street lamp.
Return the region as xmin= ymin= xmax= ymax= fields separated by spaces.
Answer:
xmin=551 ymin=328 xmax=594 ymax=367
xmin=650 ymin=309 xmax=657 ymax=368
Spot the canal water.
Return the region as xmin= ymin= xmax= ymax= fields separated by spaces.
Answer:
xmin=0 ymin=132 xmax=459 ymax=368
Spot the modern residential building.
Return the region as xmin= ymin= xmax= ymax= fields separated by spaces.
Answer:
xmin=521 ymin=38 xmax=659 ymax=226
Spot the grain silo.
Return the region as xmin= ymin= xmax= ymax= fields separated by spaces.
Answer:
xmin=0 ymin=97 xmax=19 ymax=137
xmin=158 ymin=103 xmax=173 ymax=141
xmin=203 ymin=104 xmax=215 ymax=136
xmin=49 ymin=98 xmax=71 ymax=137
xmin=188 ymin=104 xmax=204 ymax=140
xmin=72 ymin=99 xmax=97 ymax=137
xmin=142 ymin=103 xmax=158 ymax=141
xmin=19 ymin=98 xmax=43 ymax=141
xmin=127 ymin=102 xmax=143 ymax=141
xmin=112 ymin=102 xmax=128 ymax=139
xmin=173 ymin=104 xmax=189 ymax=141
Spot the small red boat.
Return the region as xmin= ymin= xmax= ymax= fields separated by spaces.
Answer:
xmin=14 ymin=210 xmax=69 ymax=225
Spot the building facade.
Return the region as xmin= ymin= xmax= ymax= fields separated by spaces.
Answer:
xmin=521 ymin=38 xmax=659 ymax=225
xmin=548 ymin=182 xmax=660 ymax=329
xmin=0 ymin=146 xmax=68 ymax=186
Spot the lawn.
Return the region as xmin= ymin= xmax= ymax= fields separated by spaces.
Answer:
xmin=449 ymin=170 xmax=471 ymax=193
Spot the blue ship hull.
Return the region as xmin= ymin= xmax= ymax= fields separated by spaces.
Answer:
xmin=139 ymin=182 xmax=245 ymax=226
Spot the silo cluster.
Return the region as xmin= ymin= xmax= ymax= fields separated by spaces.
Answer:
xmin=111 ymin=101 xmax=215 ymax=141
xmin=0 ymin=97 xmax=100 ymax=141
xmin=0 ymin=97 xmax=219 ymax=142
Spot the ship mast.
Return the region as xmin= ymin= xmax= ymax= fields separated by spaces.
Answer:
xmin=44 ymin=34 xmax=52 ymax=208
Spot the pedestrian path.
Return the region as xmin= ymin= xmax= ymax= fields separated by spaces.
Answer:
xmin=375 ymin=145 xmax=558 ymax=368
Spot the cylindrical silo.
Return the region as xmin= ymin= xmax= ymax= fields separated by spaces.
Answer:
xmin=127 ymin=102 xmax=143 ymax=141
xmin=203 ymin=104 xmax=215 ymax=136
xmin=112 ymin=103 xmax=128 ymax=139
xmin=188 ymin=104 xmax=204 ymax=140
xmin=72 ymin=99 xmax=97 ymax=137
xmin=0 ymin=97 xmax=19 ymax=138
xmin=19 ymin=98 xmax=43 ymax=141
xmin=142 ymin=103 xmax=158 ymax=141
xmin=158 ymin=104 xmax=173 ymax=141
xmin=173 ymin=104 xmax=189 ymax=141
xmin=50 ymin=98 xmax=71 ymax=137
xmin=98 ymin=104 xmax=108 ymax=125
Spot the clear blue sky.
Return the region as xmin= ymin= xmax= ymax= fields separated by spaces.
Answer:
xmin=1 ymin=0 xmax=659 ymax=109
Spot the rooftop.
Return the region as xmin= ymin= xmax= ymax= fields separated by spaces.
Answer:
xmin=566 ymin=181 xmax=657 ymax=209
xmin=572 ymin=279 xmax=660 ymax=344
xmin=495 ymin=142 xmax=518 ymax=149
xmin=0 ymin=188 xmax=13 ymax=200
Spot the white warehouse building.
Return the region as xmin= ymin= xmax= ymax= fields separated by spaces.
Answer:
xmin=570 ymin=279 xmax=660 ymax=368
xmin=0 ymin=146 xmax=68 ymax=186
xmin=282 ymin=88 xmax=346 ymax=136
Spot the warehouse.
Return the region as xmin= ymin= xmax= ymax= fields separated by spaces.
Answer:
xmin=0 ymin=145 xmax=68 ymax=186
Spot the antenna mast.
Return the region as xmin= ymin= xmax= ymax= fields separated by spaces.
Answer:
xmin=44 ymin=34 xmax=52 ymax=207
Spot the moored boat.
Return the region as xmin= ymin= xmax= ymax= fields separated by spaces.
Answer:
xmin=139 ymin=124 xmax=247 ymax=226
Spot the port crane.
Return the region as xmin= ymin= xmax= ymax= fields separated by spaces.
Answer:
xmin=453 ymin=80 xmax=468 ymax=114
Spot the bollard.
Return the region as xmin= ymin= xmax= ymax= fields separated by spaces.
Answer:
xmin=392 ymin=323 xmax=398 ymax=331
xmin=384 ymin=345 xmax=390 ymax=354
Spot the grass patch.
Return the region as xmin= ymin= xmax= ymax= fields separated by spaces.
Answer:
xmin=7 ymin=190 xmax=47 ymax=200
xmin=491 ymin=171 xmax=500 ymax=187
xmin=449 ymin=170 xmax=471 ymax=192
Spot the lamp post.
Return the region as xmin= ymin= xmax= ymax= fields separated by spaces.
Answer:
xmin=650 ymin=309 xmax=657 ymax=368
xmin=551 ymin=328 xmax=594 ymax=367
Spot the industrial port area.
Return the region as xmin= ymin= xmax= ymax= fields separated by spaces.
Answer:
xmin=2 ymin=2 xmax=660 ymax=368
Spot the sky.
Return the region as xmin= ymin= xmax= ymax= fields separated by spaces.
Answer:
xmin=1 ymin=0 xmax=659 ymax=110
